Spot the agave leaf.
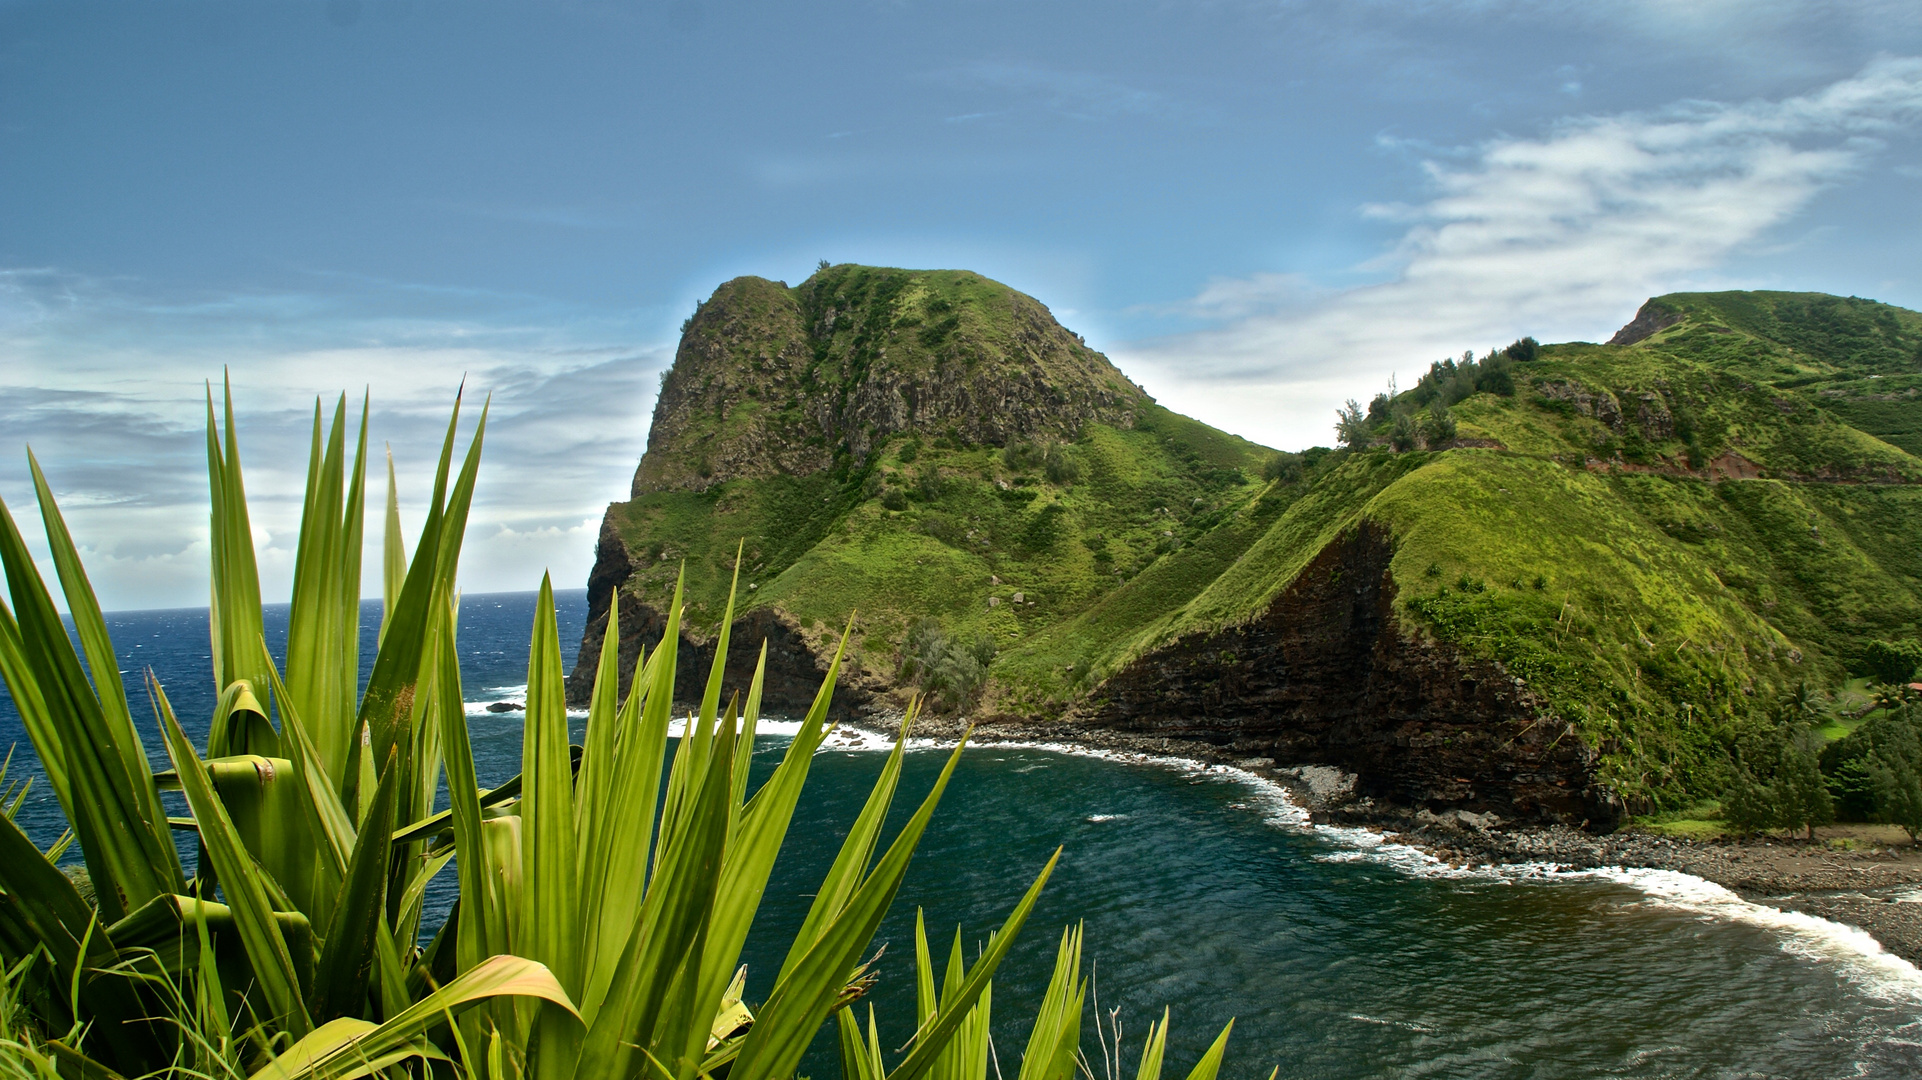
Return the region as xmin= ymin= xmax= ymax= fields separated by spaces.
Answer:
xmin=202 ymin=754 xmax=333 ymax=924
xmin=576 ymin=574 xmax=683 ymax=1023
xmin=250 ymin=954 xmax=577 ymax=1080
xmin=380 ymin=447 xmax=405 ymax=646
xmin=730 ymin=736 xmax=976 ymax=1080
xmin=1132 ymin=1008 xmax=1169 ymax=1080
xmin=258 ymin=648 xmax=353 ymax=901
xmin=1014 ymin=924 xmax=1085 ymax=1080
xmin=695 ymin=543 xmax=744 ymax=725
xmin=285 ymin=395 xmax=369 ymax=791
xmin=774 ymin=677 xmax=901 ymax=987
xmin=573 ymin=591 xmax=624 ymax=872
xmin=520 ymin=574 xmax=582 ymax=1080
xmin=574 ymin=703 xmax=735 ymax=1080
xmin=0 ymin=602 xmax=60 ymax=806
xmin=26 ymin=452 xmax=173 ymax=836
xmin=155 ymin=675 xmax=314 ymax=1039
xmin=311 ymin=746 xmax=401 ymax=1023
xmin=837 ymin=1004 xmax=886 ymax=1080
xmin=206 ymin=374 xmax=271 ymax=704
xmin=429 ymin=595 xmax=506 ymax=970
xmin=0 ymin=489 xmax=180 ymax=922
xmin=206 ymin=681 xmax=279 ymax=760
xmin=696 ymin=637 xmax=838 ymax=1017
xmin=356 ymin=392 xmax=485 ymax=814
xmin=1178 ymin=1021 xmax=1235 ymax=1080
xmin=884 ymin=851 xmax=1059 ymax=1080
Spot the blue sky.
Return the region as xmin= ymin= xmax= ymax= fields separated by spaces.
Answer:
xmin=4 ymin=0 xmax=1921 ymax=609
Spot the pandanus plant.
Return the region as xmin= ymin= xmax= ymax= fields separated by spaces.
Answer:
xmin=0 ymin=381 xmax=1250 ymax=1080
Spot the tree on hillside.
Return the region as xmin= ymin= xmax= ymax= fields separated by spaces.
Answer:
xmin=899 ymin=617 xmax=996 ymax=714
xmin=1422 ymin=401 xmax=1458 ymax=447
xmin=1335 ymin=399 xmax=1368 ymax=449
xmin=1725 ymin=723 xmax=1833 ymax=839
xmin=1864 ymin=638 xmax=1922 ymax=686
xmin=1866 ymin=711 xmax=1922 ymax=840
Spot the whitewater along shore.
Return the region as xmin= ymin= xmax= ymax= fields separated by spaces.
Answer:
xmin=856 ymin=710 xmax=1922 ymax=966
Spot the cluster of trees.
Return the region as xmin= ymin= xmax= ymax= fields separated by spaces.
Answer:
xmin=1723 ymin=663 xmax=1922 ymax=840
xmin=1863 ymin=638 xmax=1922 ymax=685
xmin=1261 ymin=445 xmax=1335 ymax=484
xmin=1725 ymin=721 xmax=1834 ymax=839
xmin=898 ymin=616 xmax=998 ymax=713
xmin=1819 ymin=700 xmax=1922 ymax=840
xmin=1335 ymin=338 xmax=1539 ymax=450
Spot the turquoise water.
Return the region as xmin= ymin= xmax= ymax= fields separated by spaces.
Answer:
xmin=4 ymin=590 xmax=1921 ymax=1077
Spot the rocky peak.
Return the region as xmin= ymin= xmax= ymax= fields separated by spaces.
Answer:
xmin=630 ymin=266 xmax=1149 ymax=495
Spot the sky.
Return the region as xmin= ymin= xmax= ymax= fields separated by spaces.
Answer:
xmin=3 ymin=0 xmax=1921 ymax=610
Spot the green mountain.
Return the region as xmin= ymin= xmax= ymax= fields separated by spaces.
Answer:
xmin=570 ymin=274 xmax=1922 ymax=824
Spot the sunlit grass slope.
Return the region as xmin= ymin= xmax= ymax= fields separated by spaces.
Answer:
xmin=600 ymin=278 xmax=1922 ymax=804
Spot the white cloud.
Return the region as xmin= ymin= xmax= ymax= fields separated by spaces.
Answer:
xmin=0 ymin=274 xmax=670 ymax=611
xmin=1118 ymin=56 xmax=1922 ymax=448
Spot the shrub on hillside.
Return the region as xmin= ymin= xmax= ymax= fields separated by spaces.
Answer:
xmin=899 ymin=617 xmax=997 ymax=713
xmin=1863 ymin=638 xmax=1922 ymax=685
xmin=1262 ymin=451 xmax=1304 ymax=483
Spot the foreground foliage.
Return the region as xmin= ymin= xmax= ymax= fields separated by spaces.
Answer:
xmin=0 ymin=383 xmax=1251 ymax=1080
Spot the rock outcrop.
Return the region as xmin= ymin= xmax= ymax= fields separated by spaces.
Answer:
xmin=631 ymin=268 xmax=1147 ymax=495
xmin=1077 ymin=522 xmax=1614 ymax=825
xmin=1608 ymin=300 xmax=1684 ymax=346
xmin=566 ymin=524 xmax=869 ymax=718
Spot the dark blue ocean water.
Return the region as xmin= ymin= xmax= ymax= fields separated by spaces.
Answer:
xmin=5 ymin=592 xmax=1922 ymax=1079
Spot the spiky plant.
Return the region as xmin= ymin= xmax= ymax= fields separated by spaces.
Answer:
xmin=0 ymin=381 xmax=1250 ymax=1080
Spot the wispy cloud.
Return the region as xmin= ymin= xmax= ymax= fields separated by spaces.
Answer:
xmin=1118 ymin=56 xmax=1922 ymax=448
xmin=0 ymin=272 xmax=669 ymax=610
xmin=949 ymin=60 xmax=1176 ymax=122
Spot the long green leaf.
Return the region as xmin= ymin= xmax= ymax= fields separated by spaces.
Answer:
xmin=0 ymin=491 xmax=179 ymax=921
xmin=575 ymin=702 xmax=735 ymax=1080
xmin=155 ymin=674 xmax=314 ymax=1039
xmin=26 ymin=452 xmax=171 ymax=840
xmin=379 ymin=448 xmax=405 ymax=644
xmin=356 ymin=392 xmax=484 ymax=810
xmin=1132 ymin=1009 xmax=1169 ymax=1080
xmin=1014 ymin=924 xmax=1084 ymax=1080
xmin=312 ymin=746 xmax=400 ymax=1023
xmin=885 ymin=851 xmax=1060 ymax=1080
xmin=1178 ymin=1021 xmax=1235 ymax=1080
xmin=250 ymin=954 xmax=578 ymax=1080
xmin=521 ymin=573 xmax=581 ymax=1080
xmin=774 ymin=677 xmax=901 ymax=986
xmin=577 ymin=573 xmax=683 ymax=1023
xmin=732 ymin=735 xmax=976 ymax=1080
xmin=207 ymin=373 xmax=270 ymax=702
xmin=285 ymin=395 xmax=369 ymax=791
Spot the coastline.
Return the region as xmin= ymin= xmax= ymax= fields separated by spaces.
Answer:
xmin=853 ymin=709 xmax=1922 ymax=967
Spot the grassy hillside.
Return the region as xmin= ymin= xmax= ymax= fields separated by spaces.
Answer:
xmin=586 ymin=276 xmax=1922 ymax=808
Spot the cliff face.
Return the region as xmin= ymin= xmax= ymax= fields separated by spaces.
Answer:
xmin=632 ymin=267 xmax=1147 ymax=495
xmin=566 ymin=523 xmax=870 ymax=718
xmin=1078 ymin=522 xmax=1611 ymax=825
xmin=573 ymin=274 xmax=1922 ymax=827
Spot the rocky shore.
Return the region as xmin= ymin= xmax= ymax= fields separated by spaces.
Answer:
xmin=861 ymin=711 xmax=1922 ymax=966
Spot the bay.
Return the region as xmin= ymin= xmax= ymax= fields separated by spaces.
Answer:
xmin=3 ymin=589 xmax=1919 ymax=1078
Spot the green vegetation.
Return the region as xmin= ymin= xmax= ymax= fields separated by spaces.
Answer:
xmin=0 ymin=387 xmax=1250 ymax=1079
xmin=601 ymin=275 xmax=1922 ymax=810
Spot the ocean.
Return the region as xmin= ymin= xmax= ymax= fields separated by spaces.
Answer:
xmin=3 ymin=589 xmax=1920 ymax=1078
